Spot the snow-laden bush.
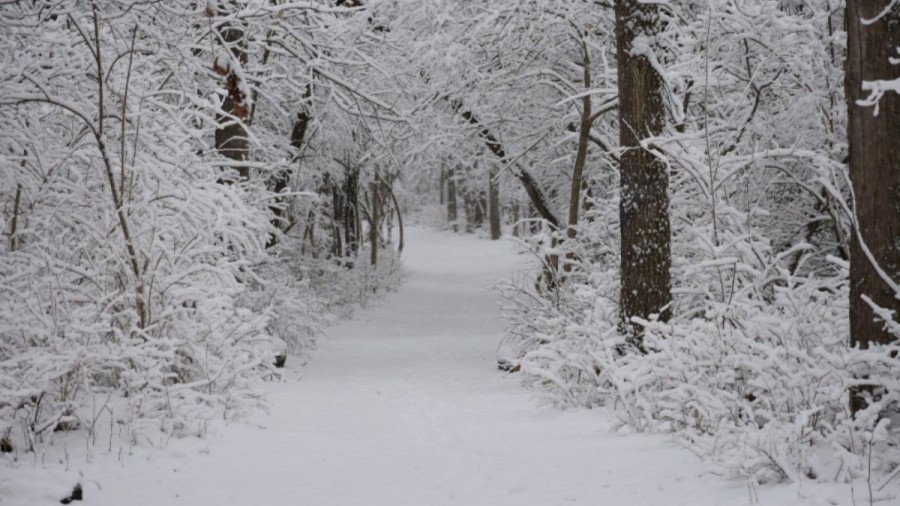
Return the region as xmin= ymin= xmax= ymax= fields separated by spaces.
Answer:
xmin=0 ymin=1 xmax=406 ymax=461
xmin=607 ymin=261 xmax=900 ymax=485
xmin=501 ymin=231 xmax=899 ymax=489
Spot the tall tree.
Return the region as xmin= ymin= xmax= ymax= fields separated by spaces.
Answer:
xmin=447 ymin=165 xmax=458 ymax=232
xmin=615 ymin=0 xmax=672 ymax=343
xmin=211 ymin=2 xmax=250 ymax=181
xmin=845 ymin=1 xmax=900 ymax=367
xmin=489 ymin=164 xmax=501 ymax=240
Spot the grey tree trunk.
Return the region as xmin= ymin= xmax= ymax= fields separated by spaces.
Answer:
xmin=489 ymin=165 xmax=501 ymax=240
xmin=342 ymin=165 xmax=360 ymax=256
xmin=369 ymin=177 xmax=379 ymax=266
xmin=845 ymin=0 xmax=900 ymax=411
xmin=567 ymin=34 xmax=592 ymax=243
xmin=447 ymin=167 xmax=458 ymax=232
xmin=473 ymin=189 xmax=486 ymax=229
xmin=615 ymin=0 xmax=672 ymax=345
xmin=439 ymin=167 xmax=446 ymax=205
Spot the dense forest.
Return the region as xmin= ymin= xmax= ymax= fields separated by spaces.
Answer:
xmin=1 ymin=0 xmax=898 ymax=502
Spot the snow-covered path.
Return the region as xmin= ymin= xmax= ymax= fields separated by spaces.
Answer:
xmin=12 ymin=228 xmax=824 ymax=505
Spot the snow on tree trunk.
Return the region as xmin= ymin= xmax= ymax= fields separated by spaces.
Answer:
xmin=615 ymin=0 xmax=672 ymax=344
xmin=845 ymin=0 xmax=900 ymax=393
xmin=213 ymin=5 xmax=250 ymax=182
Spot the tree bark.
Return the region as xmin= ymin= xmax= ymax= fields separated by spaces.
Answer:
xmin=567 ymin=34 xmax=592 ymax=243
xmin=473 ymin=189 xmax=486 ymax=229
xmin=383 ymin=176 xmax=404 ymax=255
xmin=447 ymin=166 xmax=458 ymax=232
xmin=489 ymin=164 xmax=501 ymax=240
xmin=615 ymin=0 xmax=672 ymax=344
xmin=214 ymin=4 xmax=249 ymax=181
xmin=845 ymin=0 xmax=900 ymax=411
xmin=439 ymin=167 xmax=446 ymax=205
xmin=369 ymin=176 xmax=379 ymax=266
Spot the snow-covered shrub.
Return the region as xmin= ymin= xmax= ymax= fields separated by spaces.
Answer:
xmin=498 ymin=2 xmax=897 ymax=489
xmin=0 ymin=1 xmax=405 ymax=460
xmin=608 ymin=259 xmax=899 ymax=485
xmin=501 ymin=230 xmax=899 ymax=488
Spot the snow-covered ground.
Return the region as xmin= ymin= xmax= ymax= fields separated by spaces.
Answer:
xmin=1 ymin=228 xmax=869 ymax=505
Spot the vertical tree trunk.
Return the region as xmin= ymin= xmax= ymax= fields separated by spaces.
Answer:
xmin=464 ymin=191 xmax=476 ymax=233
xmin=343 ymin=164 xmax=360 ymax=256
xmin=214 ymin=3 xmax=249 ymax=181
xmin=331 ymin=178 xmax=344 ymax=257
xmin=383 ymin=178 xmax=405 ymax=254
xmin=512 ymin=201 xmax=521 ymax=238
xmin=439 ymin=166 xmax=446 ymax=205
xmin=447 ymin=167 xmax=458 ymax=232
xmin=615 ymin=0 xmax=672 ymax=344
xmin=369 ymin=173 xmax=379 ymax=266
xmin=567 ymin=34 xmax=592 ymax=243
xmin=473 ymin=190 xmax=486 ymax=229
xmin=489 ymin=165 xmax=501 ymax=240
xmin=845 ymin=0 xmax=900 ymax=413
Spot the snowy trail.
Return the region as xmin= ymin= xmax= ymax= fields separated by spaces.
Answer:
xmin=14 ymin=228 xmax=815 ymax=506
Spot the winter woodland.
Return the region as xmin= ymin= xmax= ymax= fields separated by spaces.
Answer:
xmin=1 ymin=0 xmax=899 ymax=504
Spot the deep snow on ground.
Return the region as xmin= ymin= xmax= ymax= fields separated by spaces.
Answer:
xmin=1 ymin=228 xmax=872 ymax=505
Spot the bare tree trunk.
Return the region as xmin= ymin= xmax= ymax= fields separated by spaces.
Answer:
xmin=473 ymin=190 xmax=486 ymax=229
xmin=489 ymin=165 xmax=501 ymax=240
xmin=383 ymin=177 xmax=405 ymax=255
xmin=845 ymin=0 xmax=900 ymax=412
xmin=464 ymin=190 xmax=476 ymax=233
xmin=341 ymin=163 xmax=360 ymax=257
xmin=439 ymin=167 xmax=446 ymax=205
xmin=512 ymin=201 xmax=521 ymax=238
xmin=369 ymin=173 xmax=379 ymax=266
xmin=566 ymin=32 xmax=593 ymax=243
xmin=214 ymin=3 xmax=249 ymax=181
xmin=447 ymin=167 xmax=458 ymax=232
xmin=616 ymin=0 xmax=672 ymax=345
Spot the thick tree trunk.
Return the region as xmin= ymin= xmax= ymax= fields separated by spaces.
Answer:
xmin=615 ymin=0 xmax=672 ymax=344
xmin=447 ymin=167 xmax=458 ymax=232
xmin=845 ymin=0 xmax=900 ymax=412
xmin=489 ymin=165 xmax=501 ymax=240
